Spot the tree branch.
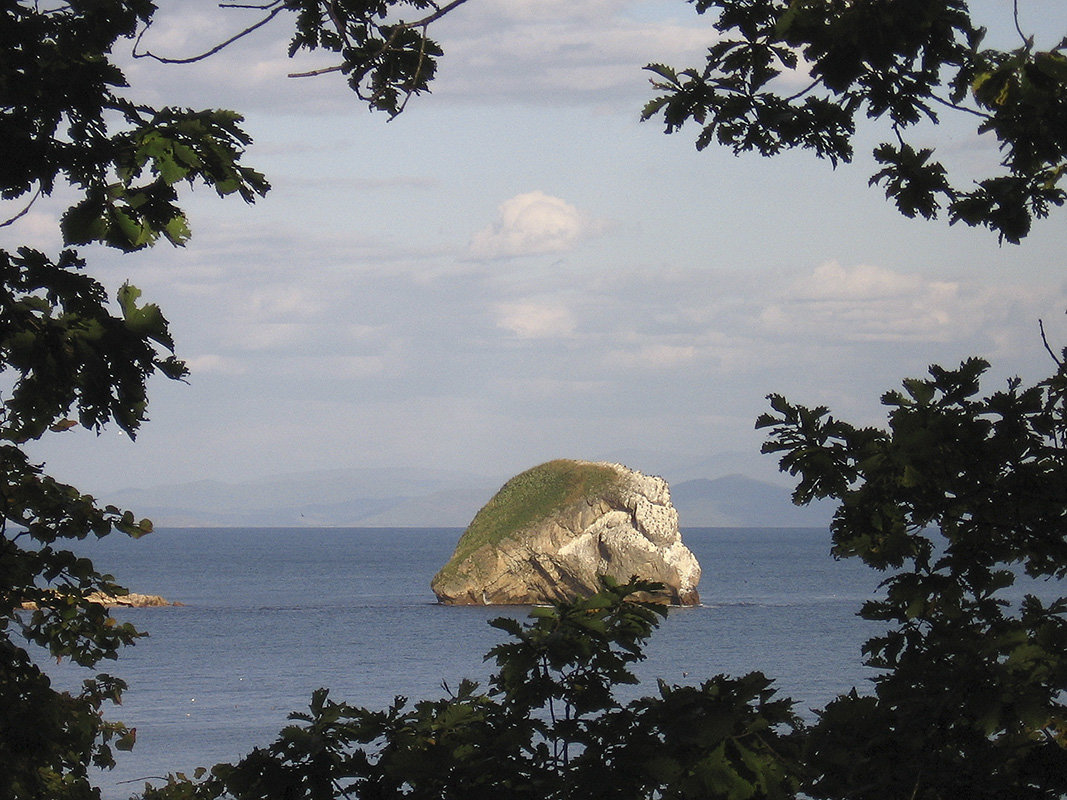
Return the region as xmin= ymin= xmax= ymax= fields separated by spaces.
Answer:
xmin=0 ymin=188 xmax=42 ymax=229
xmin=391 ymin=20 xmax=432 ymax=116
xmin=406 ymin=0 xmax=471 ymax=29
xmin=1039 ymin=319 xmax=1063 ymax=366
xmin=326 ymin=0 xmax=352 ymax=49
xmin=132 ymin=4 xmax=286 ymax=65
xmin=929 ymin=92 xmax=993 ymax=120
xmin=784 ymin=77 xmax=821 ymax=103
xmin=1013 ymin=0 xmax=1029 ymax=48
xmin=289 ymin=64 xmax=344 ymax=78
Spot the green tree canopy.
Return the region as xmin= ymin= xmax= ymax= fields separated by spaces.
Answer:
xmin=1 ymin=0 xmax=270 ymax=795
xmin=0 ymin=0 xmax=480 ymax=793
xmin=756 ymin=353 xmax=1067 ymax=798
xmin=641 ymin=0 xmax=1067 ymax=243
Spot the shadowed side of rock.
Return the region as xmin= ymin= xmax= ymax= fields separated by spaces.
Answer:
xmin=431 ymin=460 xmax=701 ymax=606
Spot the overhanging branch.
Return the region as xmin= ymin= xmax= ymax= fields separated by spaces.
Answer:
xmin=289 ymin=64 xmax=344 ymax=78
xmin=0 ymin=188 xmax=42 ymax=229
xmin=132 ymin=3 xmax=286 ymax=65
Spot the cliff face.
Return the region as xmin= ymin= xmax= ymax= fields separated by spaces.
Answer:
xmin=431 ymin=460 xmax=701 ymax=606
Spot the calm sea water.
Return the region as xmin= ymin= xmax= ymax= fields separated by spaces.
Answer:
xmin=42 ymin=527 xmax=884 ymax=799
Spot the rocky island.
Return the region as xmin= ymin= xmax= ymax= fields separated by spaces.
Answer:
xmin=431 ymin=459 xmax=701 ymax=605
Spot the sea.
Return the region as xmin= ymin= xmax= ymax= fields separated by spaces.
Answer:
xmin=39 ymin=526 xmax=886 ymax=799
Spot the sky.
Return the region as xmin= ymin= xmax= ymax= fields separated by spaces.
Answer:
xmin=8 ymin=0 xmax=1067 ymax=496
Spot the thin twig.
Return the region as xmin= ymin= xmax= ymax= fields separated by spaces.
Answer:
xmin=332 ymin=776 xmax=357 ymax=800
xmin=289 ymin=64 xmax=344 ymax=78
xmin=784 ymin=77 xmax=821 ymax=103
xmin=909 ymin=769 xmax=923 ymax=800
xmin=0 ymin=188 xmax=42 ymax=229
xmin=410 ymin=0 xmax=470 ymax=28
xmin=929 ymin=92 xmax=992 ymax=119
xmin=893 ymin=124 xmax=906 ymax=148
xmin=327 ymin=0 xmax=352 ymax=49
xmin=1013 ymin=0 xmax=1028 ymax=47
xmin=1039 ymin=319 xmax=1063 ymax=366
xmin=219 ymin=1 xmax=281 ymax=8
xmin=392 ymin=22 xmax=432 ymax=116
xmin=133 ymin=5 xmax=286 ymax=64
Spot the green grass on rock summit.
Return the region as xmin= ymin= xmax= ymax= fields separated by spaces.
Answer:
xmin=441 ymin=460 xmax=623 ymax=577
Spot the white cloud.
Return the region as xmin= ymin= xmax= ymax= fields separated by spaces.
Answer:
xmin=608 ymin=343 xmax=699 ymax=370
xmin=469 ymin=191 xmax=602 ymax=259
xmin=231 ymin=321 xmax=310 ymax=351
xmin=475 ymin=0 xmax=621 ymax=23
xmin=184 ymin=354 xmax=246 ymax=375
xmin=495 ymin=300 xmax=577 ymax=338
xmin=436 ymin=12 xmax=712 ymax=106
xmin=1 ymin=210 xmax=63 ymax=251
xmin=758 ymin=260 xmax=1044 ymax=346
xmin=282 ymin=354 xmax=390 ymax=380
xmin=246 ymin=284 xmax=326 ymax=319
xmin=793 ymin=261 xmax=947 ymax=301
xmin=492 ymin=376 xmax=610 ymax=400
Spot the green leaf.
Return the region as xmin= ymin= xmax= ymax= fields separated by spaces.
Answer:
xmin=157 ymin=153 xmax=189 ymax=185
xmin=113 ymin=208 xmax=151 ymax=248
xmin=164 ymin=214 xmax=192 ymax=245
xmin=644 ymin=63 xmax=680 ymax=85
xmin=118 ymin=283 xmax=176 ymax=350
xmin=774 ymin=0 xmax=803 ymax=37
xmin=172 ymin=142 xmax=203 ymax=168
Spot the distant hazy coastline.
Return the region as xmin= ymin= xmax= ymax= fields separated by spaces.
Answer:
xmin=103 ymin=467 xmax=835 ymax=529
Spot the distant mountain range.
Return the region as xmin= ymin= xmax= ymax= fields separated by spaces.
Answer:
xmin=670 ymin=475 xmax=834 ymax=527
xmin=104 ymin=467 xmax=834 ymax=529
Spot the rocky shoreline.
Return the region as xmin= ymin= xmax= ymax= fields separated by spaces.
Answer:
xmin=20 ymin=591 xmax=180 ymax=609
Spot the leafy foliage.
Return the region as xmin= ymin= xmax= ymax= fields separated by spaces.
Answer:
xmin=758 ymin=356 xmax=1067 ymax=798
xmin=138 ymin=579 xmax=805 ymax=800
xmin=0 ymin=248 xmax=187 ymax=442
xmin=642 ymin=1 xmax=1067 ymax=242
xmin=4 ymin=1 xmax=269 ymax=253
xmin=1 ymin=1 xmax=266 ymax=796
xmin=131 ymin=1 xmax=469 ymax=119
xmin=283 ymin=0 xmax=458 ymax=116
xmin=0 ymin=242 xmax=189 ymax=795
xmin=0 ymin=252 xmax=178 ymax=798
xmin=0 ymin=0 xmax=483 ymax=794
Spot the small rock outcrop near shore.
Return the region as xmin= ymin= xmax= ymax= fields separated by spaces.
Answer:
xmin=20 ymin=591 xmax=178 ymax=609
xmin=431 ymin=459 xmax=701 ymax=606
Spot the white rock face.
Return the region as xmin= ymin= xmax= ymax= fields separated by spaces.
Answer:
xmin=431 ymin=460 xmax=701 ymax=605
